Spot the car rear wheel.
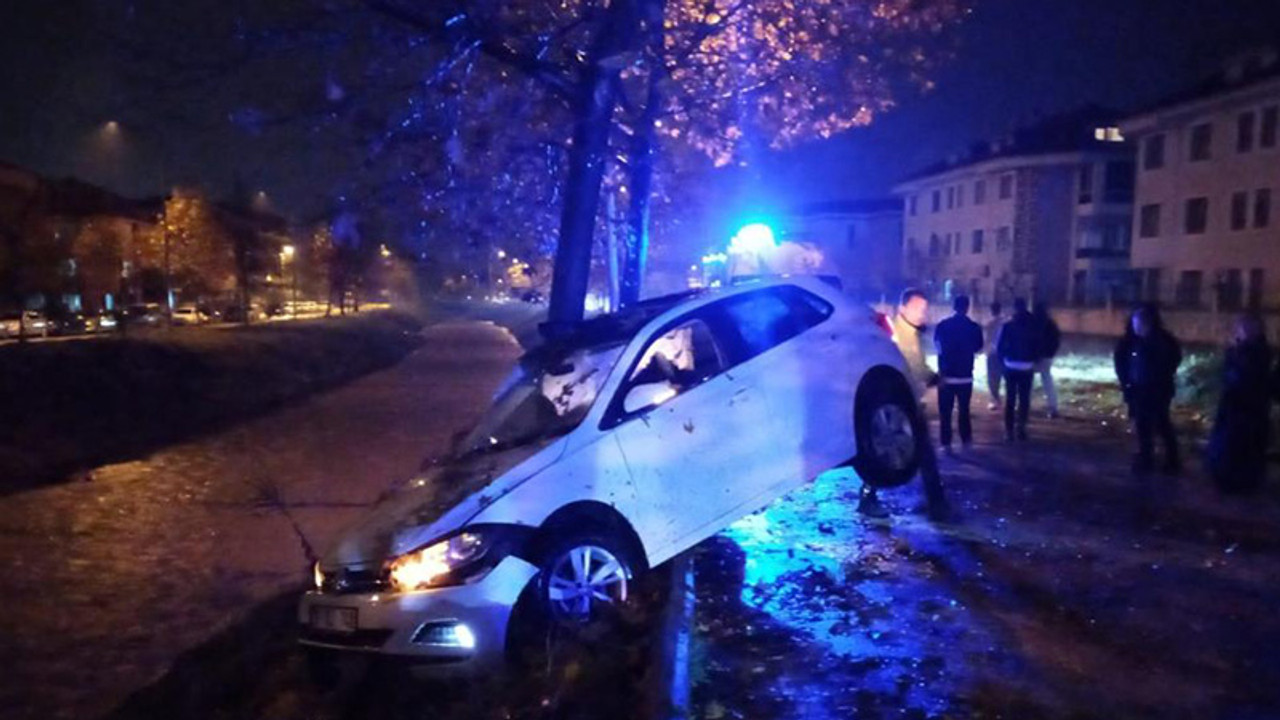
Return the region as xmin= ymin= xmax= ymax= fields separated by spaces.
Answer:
xmin=853 ymin=375 xmax=921 ymax=488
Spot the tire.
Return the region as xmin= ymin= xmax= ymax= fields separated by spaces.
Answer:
xmin=506 ymin=530 xmax=639 ymax=669
xmin=852 ymin=373 xmax=922 ymax=489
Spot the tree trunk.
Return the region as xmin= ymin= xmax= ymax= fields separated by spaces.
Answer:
xmin=546 ymin=0 xmax=638 ymax=329
xmin=547 ymin=69 xmax=616 ymax=327
xmin=620 ymin=0 xmax=665 ymax=308
xmin=605 ymin=193 xmax=622 ymax=313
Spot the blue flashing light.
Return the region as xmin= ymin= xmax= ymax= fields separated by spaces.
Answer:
xmin=730 ymin=223 xmax=778 ymax=255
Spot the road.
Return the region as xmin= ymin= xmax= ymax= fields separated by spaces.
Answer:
xmin=0 ymin=322 xmax=522 ymax=720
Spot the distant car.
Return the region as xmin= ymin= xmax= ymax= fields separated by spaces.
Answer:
xmin=50 ymin=313 xmax=95 ymax=336
xmin=125 ymin=304 xmax=165 ymax=326
xmin=0 ymin=310 xmax=50 ymax=338
xmin=171 ymin=305 xmax=209 ymax=326
xmin=520 ymin=289 xmax=546 ymax=305
xmin=95 ymin=312 xmax=119 ymax=332
xmin=223 ymin=303 xmax=265 ymax=323
xmin=300 ymin=277 xmax=924 ymax=676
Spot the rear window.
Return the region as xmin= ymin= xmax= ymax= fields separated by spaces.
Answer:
xmin=718 ymin=287 xmax=832 ymax=361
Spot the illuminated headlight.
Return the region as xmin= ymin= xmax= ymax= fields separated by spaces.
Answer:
xmin=387 ymin=531 xmax=495 ymax=593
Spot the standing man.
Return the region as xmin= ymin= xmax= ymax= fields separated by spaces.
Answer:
xmin=1114 ymin=304 xmax=1182 ymax=475
xmin=859 ymin=288 xmax=950 ymax=520
xmin=934 ymin=295 xmax=985 ymax=453
xmin=984 ymin=302 xmax=1004 ymax=410
xmin=997 ymin=298 xmax=1039 ymax=442
xmin=1032 ymin=301 xmax=1062 ymax=418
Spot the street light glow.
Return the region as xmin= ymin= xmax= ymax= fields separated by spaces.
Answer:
xmin=281 ymin=244 xmax=296 ymax=260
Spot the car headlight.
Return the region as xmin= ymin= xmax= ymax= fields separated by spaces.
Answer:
xmin=387 ymin=530 xmax=498 ymax=593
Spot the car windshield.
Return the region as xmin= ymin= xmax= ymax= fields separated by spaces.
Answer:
xmin=456 ymin=342 xmax=626 ymax=458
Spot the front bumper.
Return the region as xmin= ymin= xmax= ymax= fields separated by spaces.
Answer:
xmin=297 ymin=555 xmax=538 ymax=673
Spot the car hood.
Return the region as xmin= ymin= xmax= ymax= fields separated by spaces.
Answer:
xmin=321 ymin=437 xmax=565 ymax=569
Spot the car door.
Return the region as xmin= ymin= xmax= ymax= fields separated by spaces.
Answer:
xmin=605 ymin=311 xmax=772 ymax=563
xmin=712 ymin=286 xmax=841 ymax=502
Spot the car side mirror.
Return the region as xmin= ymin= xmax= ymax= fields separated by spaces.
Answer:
xmin=624 ymin=382 xmax=677 ymax=415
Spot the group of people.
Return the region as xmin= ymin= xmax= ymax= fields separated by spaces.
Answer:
xmin=878 ymin=287 xmax=1277 ymax=518
xmin=928 ymin=293 xmax=1062 ymax=448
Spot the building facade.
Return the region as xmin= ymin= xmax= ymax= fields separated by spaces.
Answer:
xmin=894 ymin=110 xmax=1134 ymax=308
xmin=1119 ymin=53 xmax=1280 ymax=311
xmin=781 ymin=198 xmax=903 ymax=302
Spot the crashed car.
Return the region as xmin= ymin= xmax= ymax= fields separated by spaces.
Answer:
xmin=300 ymin=276 xmax=924 ymax=673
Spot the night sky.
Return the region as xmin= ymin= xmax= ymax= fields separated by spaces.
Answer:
xmin=3 ymin=1 xmax=1280 ymax=227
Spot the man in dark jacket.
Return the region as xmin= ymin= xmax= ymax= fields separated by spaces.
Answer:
xmin=934 ymin=295 xmax=984 ymax=452
xmin=1032 ymin=301 xmax=1061 ymax=418
xmin=997 ymin=298 xmax=1039 ymax=441
xmin=1114 ymin=304 xmax=1182 ymax=474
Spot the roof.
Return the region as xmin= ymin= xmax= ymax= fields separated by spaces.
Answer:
xmin=1130 ymin=48 xmax=1280 ymax=117
xmin=790 ymin=198 xmax=902 ymax=217
xmin=897 ymin=105 xmax=1127 ymax=184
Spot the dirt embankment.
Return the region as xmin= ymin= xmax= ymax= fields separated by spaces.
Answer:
xmin=0 ymin=312 xmax=424 ymax=491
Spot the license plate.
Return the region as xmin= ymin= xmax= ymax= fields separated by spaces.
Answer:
xmin=310 ymin=605 xmax=358 ymax=633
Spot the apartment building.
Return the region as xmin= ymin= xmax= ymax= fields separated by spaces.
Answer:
xmin=894 ymin=109 xmax=1134 ymax=307
xmin=1119 ymin=51 xmax=1280 ymax=311
xmin=781 ymin=198 xmax=903 ymax=302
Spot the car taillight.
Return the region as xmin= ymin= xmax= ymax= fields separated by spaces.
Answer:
xmin=872 ymin=311 xmax=893 ymax=338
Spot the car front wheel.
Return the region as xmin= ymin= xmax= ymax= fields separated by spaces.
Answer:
xmin=853 ymin=376 xmax=922 ymax=488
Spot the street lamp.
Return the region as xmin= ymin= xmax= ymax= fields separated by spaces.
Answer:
xmin=280 ymin=244 xmax=297 ymax=318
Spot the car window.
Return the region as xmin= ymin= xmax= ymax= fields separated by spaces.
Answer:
xmin=717 ymin=286 xmax=832 ymax=363
xmin=610 ymin=318 xmax=724 ymax=421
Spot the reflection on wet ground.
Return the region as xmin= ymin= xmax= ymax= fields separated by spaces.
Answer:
xmin=692 ymin=408 xmax=1280 ymax=719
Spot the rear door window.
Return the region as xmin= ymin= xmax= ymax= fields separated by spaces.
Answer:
xmin=716 ymin=286 xmax=832 ymax=364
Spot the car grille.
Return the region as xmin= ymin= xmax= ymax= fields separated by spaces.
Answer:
xmin=300 ymin=627 xmax=395 ymax=651
xmin=321 ymin=567 xmax=389 ymax=595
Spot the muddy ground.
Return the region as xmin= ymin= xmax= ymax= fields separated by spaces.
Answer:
xmin=691 ymin=385 xmax=1280 ymax=720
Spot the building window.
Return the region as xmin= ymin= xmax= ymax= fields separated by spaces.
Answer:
xmin=929 ymin=233 xmax=940 ymax=256
xmin=946 ymin=186 xmax=955 ymax=210
xmin=943 ymin=232 xmax=951 ymax=255
xmin=1218 ymin=269 xmax=1244 ymax=311
xmin=1094 ymin=126 xmax=1124 ymax=142
xmin=995 ymin=226 xmax=1012 ymax=251
xmin=998 ymin=174 xmax=1014 ymax=200
xmin=972 ymin=229 xmax=984 ymax=254
xmin=1184 ymin=197 xmax=1209 ymax=234
xmin=1238 ymin=111 xmax=1256 ymax=153
xmin=1139 ymin=203 xmax=1162 ymax=238
xmin=956 ymin=184 xmax=965 ymax=208
xmin=1262 ymin=106 xmax=1278 ymax=149
xmin=1176 ymin=270 xmax=1203 ymax=308
xmin=974 ymin=179 xmax=987 ymax=205
xmin=1143 ymin=134 xmax=1166 ymax=170
xmin=909 ymin=195 xmax=918 ymax=216
xmin=1232 ymin=191 xmax=1250 ymax=231
xmin=932 ymin=190 xmax=941 ymax=213
xmin=1189 ymin=123 xmax=1213 ymax=162
xmin=1249 ymin=269 xmax=1265 ymax=310
xmin=1256 ymin=188 xmax=1273 ymax=228
xmin=1103 ymin=161 xmax=1135 ymax=202
xmin=1078 ymin=164 xmax=1094 ymax=204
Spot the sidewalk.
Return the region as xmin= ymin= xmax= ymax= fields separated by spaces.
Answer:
xmin=689 ymin=392 xmax=1280 ymax=719
xmin=0 ymin=322 xmax=521 ymax=720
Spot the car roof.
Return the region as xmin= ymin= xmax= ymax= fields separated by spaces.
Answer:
xmin=525 ymin=275 xmax=841 ymax=366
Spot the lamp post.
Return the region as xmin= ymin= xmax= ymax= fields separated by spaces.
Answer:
xmin=281 ymin=244 xmax=297 ymax=318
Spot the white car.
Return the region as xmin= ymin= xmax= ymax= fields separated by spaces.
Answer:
xmin=0 ymin=310 xmax=50 ymax=338
xmin=300 ymin=277 xmax=923 ymax=674
xmin=171 ymin=305 xmax=208 ymax=326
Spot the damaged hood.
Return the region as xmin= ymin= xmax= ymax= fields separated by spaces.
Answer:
xmin=322 ymin=437 xmax=564 ymax=568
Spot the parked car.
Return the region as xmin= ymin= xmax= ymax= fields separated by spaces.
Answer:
xmin=299 ymin=277 xmax=923 ymax=675
xmin=49 ymin=312 xmax=95 ymax=336
xmin=171 ymin=304 xmax=209 ymax=326
xmin=520 ymin=289 xmax=546 ymax=305
xmin=95 ymin=312 xmax=119 ymax=332
xmin=125 ymin=304 xmax=165 ymax=326
xmin=223 ymin=303 xmax=265 ymax=323
xmin=0 ymin=310 xmax=50 ymax=338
